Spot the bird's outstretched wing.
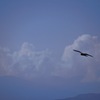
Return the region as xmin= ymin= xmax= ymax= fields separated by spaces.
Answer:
xmin=73 ymin=49 xmax=82 ymax=53
xmin=86 ymin=54 xmax=93 ymax=57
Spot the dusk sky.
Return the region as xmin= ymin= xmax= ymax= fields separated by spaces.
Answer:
xmin=0 ymin=0 xmax=100 ymax=100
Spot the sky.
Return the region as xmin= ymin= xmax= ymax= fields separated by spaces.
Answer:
xmin=0 ymin=0 xmax=100 ymax=100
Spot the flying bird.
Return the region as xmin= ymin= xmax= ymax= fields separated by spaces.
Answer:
xmin=73 ymin=49 xmax=93 ymax=57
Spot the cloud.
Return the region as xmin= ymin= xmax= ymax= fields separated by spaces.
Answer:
xmin=10 ymin=42 xmax=55 ymax=79
xmin=62 ymin=34 xmax=100 ymax=82
xmin=0 ymin=42 xmax=57 ymax=80
xmin=0 ymin=35 xmax=100 ymax=84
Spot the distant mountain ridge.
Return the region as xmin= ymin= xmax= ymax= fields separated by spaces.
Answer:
xmin=57 ymin=93 xmax=100 ymax=100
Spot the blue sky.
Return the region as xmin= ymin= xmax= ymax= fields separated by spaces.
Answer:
xmin=0 ymin=0 xmax=100 ymax=100
xmin=1 ymin=0 xmax=100 ymax=52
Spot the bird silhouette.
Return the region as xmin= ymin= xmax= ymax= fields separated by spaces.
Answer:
xmin=73 ymin=49 xmax=93 ymax=57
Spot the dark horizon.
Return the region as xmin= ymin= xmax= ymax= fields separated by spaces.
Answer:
xmin=0 ymin=76 xmax=100 ymax=100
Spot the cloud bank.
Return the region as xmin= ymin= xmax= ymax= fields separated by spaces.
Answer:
xmin=62 ymin=34 xmax=100 ymax=82
xmin=0 ymin=34 xmax=100 ymax=83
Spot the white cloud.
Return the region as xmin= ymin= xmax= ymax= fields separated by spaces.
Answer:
xmin=10 ymin=42 xmax=54 ymax=79
xmin=0 ymin=35 xmax=100 ymax=83
xmin=0 ymin=42 xmax=57 ymax=80
xmin=62 ymin=34 xmax=100 ymax=82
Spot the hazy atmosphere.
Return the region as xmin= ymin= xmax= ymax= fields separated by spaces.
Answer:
xmin=0 ymin=0 xmax=100 ymax=100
